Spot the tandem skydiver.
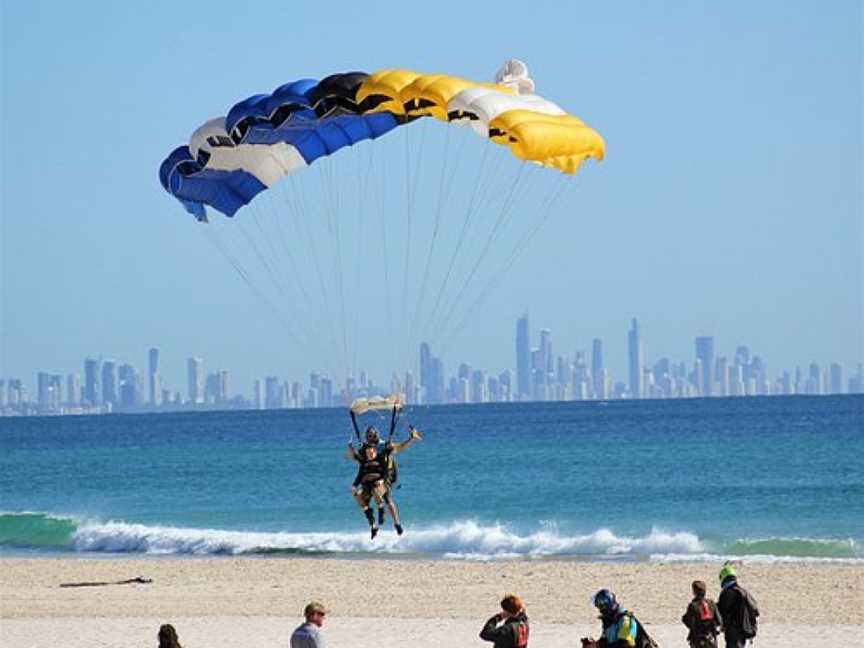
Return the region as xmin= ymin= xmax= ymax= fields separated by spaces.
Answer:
xmin=347 ymin=399 xmax=422 ymax=539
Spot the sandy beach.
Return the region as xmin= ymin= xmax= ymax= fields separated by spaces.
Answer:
xmin=1 ymin=558 xmax=860 ymax=647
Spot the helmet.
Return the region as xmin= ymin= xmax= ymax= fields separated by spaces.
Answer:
xmin=365 ymin=426 xmax=379 ymax=443
xmin=593 ymin=589 xmax=617 ymax=616
xmin=719 ymin=563 xmax=737 ymax=584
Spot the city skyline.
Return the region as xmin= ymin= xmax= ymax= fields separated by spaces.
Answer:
xmin=4 ymin=314 xmax=861 ymax=417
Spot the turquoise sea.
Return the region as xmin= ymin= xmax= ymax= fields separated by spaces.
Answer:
xmin=1 ymin=396 xmax=861 ymax=561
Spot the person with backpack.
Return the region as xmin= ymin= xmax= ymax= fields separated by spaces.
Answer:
xmin=580 ymin=589 xmax=658 ymax=648
xmin=682 ymin=580 xmax=722 ymax=647
xmin=479 ymin=593 xmax=530 ymax=648
xmin=717 ymin=564 xmax=759 ymax=648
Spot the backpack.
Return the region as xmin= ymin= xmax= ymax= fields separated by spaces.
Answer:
xmin=694 ymin=600 xmax=718 ymax=637
xmin=628 ymin=613 xmax=660 ymax=648
xmin=514 ymin=619 xmax=529 ymax=648
xmin=736 ymin=586 xmax=759 ymax=639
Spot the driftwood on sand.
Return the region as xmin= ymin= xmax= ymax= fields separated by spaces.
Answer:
xmin=59 ymin=576 xmax=152 ymax=588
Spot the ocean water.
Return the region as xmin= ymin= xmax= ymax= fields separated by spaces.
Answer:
xmin=1 ymin=396 xmax=862 ymax=561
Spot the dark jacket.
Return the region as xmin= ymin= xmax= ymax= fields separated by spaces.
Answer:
xmin=681 ymin=596 xmax=721 ymax=645
xmin=479 ymin=611 xmax=529 ymax=648
xmin=717 ymin=581 xmax=756 ymax=640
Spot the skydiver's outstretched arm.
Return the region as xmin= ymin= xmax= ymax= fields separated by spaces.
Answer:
xmin=350 ymin=411 xmax=361 ymax=439
xmin=389 ymin=425 xmax=422 ymax=454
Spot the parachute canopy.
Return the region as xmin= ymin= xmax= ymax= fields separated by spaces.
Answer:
xmin=160 ymin=61 xmax=605 ymax=220
xmin=350 ymin=393 xmax=404 ymax=415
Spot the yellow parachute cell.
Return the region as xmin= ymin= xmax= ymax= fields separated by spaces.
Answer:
xmin=489 ymin=110 xmax=605 ymax=174
xmin=356 ymin=61 xmax=604 ymax=175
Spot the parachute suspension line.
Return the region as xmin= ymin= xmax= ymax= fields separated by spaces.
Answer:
xmin=261 ymin=186 xmax=319 ymax=323
xmin=399 ymin=119 xmax=428 ymax=357
xmin=429 ymin=161 xmax=530 ymax=347
xmin=317 ymin=157 xmax=350 ymax=382
xmin=438 ymin=175 xmax=571 ymax=357
xmin=349 ymin=144 xmax=372 ymax=384
xmin=401 ymin=124 xmax=471 ymax=375
xmin=244 ymin=202 xmax=338 ymax=374
xmin=372 ymin=141 xmax=396 ymax=377
xmin=284 ymin=171 xmax=343 ymax=375
xmin=249 ymin=202 xmax=303 ymax=313
xmin=256 ymin=192 xmax=334 ymax=370
xmin=202 ymin=225 xmax=306 ymax=352
xmin=418 ymin=141 xmax=495 ymax=346
xmin=401 ymin=124 xmax=453 ymax=374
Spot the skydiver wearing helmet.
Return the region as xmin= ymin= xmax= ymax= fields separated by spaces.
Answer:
xmin=581 ymin=589 xmax=657 ymax=648
xmin=347 ymin=405 xmax=422 ymax=539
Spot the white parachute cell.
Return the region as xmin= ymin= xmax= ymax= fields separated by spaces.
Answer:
xmin=448 ymin=87 xmax=567 ymax=136
xmin=189 ymin=117 xmax=307 ymax=187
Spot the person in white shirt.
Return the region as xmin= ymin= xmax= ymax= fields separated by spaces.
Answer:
xmin=290 ymin=601 xmax=328 ymax=648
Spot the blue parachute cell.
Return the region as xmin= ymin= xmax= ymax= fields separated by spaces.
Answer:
xmin=159 ymin=146 xmax=266 ymax=219
xmin=243 ymin=112 xmax=399 ymax=165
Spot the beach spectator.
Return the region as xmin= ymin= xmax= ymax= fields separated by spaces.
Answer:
xmin=157 ymin=623 xmax=182 ymax=648
xmin=681 ymin=579 xmax=722 ymax=647
xmin=581 ymin=589 xmax=657 ymax=648
xmin=290 ymin=601 xmax=328 ymax=648
xmin=717 ymin=564 xmax=759 ymax=648
xmin=479 ymin=593 xmax=530 ymax=648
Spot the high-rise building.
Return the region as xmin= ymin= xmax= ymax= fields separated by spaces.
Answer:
xmin=695 ymin=336 xmax=714 ymax=397
xmin=187 ymin=357 xmax=204 ymax=404
xmin=627 ymin=318 xmax=644 ymax=399
xmin=101 ymin=360 xmax=117 ymax=406
xmin=0 ymin=380 xmax=5 ymax=408
xmin=148 ymin=348 xmax=161 ymax=407
xmin=470 ymin=369 xmax=487 ymax=403
xmin=38 ymin=372 xmax=53 ymax=411
xmin=265 ymin=376 xmax=282 ymax=409
xmin=829 ymin=363 xmax=844 ymax=394
xmin=808 ymin=363 xmax=822 ymax=395
xmin=83 ymin=358 xmax=101 ymax=407
xmin=253 ymin=379 xmax=264 ymax=409
xmin=118 ymin=364 xmax=140 ymax=409
xmin=715 ymin=356 xmax=728 ymax=396
xmin=591 ymin=338 xmax=604 ymax=398
xmin=539 ymin=329 xmax=552 ymax=383
xmin=515 ymin=315 xmax=531 ymax=400
xmin=66 ymin=374 xmax=81 ymax=407
xmin=849 ymin=364 xmax=864 ymax=393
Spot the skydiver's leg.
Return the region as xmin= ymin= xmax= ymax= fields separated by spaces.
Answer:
xmin=354 ymin=487 xmax=378 ymax=539
xmin=381 ymin=486 xmax=403 ymax=535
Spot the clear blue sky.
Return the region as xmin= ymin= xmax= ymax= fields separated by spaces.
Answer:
xmin=2 ymin=1 xmax=861 ymax=394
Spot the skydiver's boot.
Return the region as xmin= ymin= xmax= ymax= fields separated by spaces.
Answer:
xmin=364 ymin=508 xmax=378 ymax=539
xmin=394 ymin=523 xmax=404 ymax=536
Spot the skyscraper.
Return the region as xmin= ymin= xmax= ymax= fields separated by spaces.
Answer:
xmin=148 ymin=348 xmax=161 ymax=407
xmin=187 ymin=357 xmax=204 ymax=404
xmin=695 ymin=336 xmax=714 ymax=397
xmin=591 ymin=338 xmax=604 ymax=398
xmin=118 ymin=364 xmax=140 ymax=409
xmin=515 ymin=315 xmax=531 ymax=400
xmin=84 ymin=358 xmax=101 ymax=407
xmin=101 ymin=360 xmax=117 ymax=406
xmin=829 ymin=363 xmax=844 ymax=394
xmin=627 ymin=318 xmax=644 ymax=399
